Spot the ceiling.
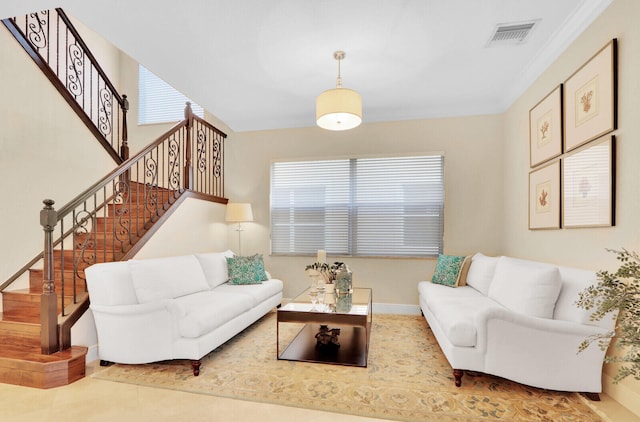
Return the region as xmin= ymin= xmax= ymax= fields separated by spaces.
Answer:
xmin=1 ymin=0 xmax=612 ymax=132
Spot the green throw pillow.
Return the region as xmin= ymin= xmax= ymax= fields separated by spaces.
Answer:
xmin=227 ymin=254 xmax=268 ymax=285
xmin=431 ymin=254 xmax=466 ymax=287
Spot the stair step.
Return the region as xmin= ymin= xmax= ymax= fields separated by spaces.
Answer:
xmin=2 ymin=289 xmax=76 ymax=323
xmin=94 ymin=215 xmax=154 ymax=232
xmin=29 ymin=269 xmax=83 ymax=293
xmin=0 ymin=345 xmax=87 ymax=389
xmin=0 ymin=318 xmax=40 ymax=349
xmin=74 ymin=232 xmax=133 ymax=251
xmin=52 ymin=249 xmax=119 ymax=270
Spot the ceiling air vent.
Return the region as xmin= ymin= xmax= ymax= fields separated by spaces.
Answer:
xmin=487 ymin=21 xmax=537 ymax=47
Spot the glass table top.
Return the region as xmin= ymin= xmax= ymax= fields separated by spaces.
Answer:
xmin=279 ymin=287 xmax=371 ymax=316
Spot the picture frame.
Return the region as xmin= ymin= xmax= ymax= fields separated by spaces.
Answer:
xmin=529 ymin=160 xmax=561 ymax=230
xmin=564 ymin=39 xmax=617 ymax=152
xmin=562 ymin=136 xmax=615 ymax=228
xmin=529 ymin=85 xmax=563 ymax=167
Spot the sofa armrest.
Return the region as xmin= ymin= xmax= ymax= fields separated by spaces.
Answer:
xmin=476 ymin=307 xmax=611 ymax=393
xmin=477 ymin=306 xmax=611 ymax=339
xmin=89 ymin=301 xmax=175 ymax=364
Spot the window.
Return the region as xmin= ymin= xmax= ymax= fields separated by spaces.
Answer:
xmin=138 ymin=65 xmax=204 ymax=125
xmin=270 ymin=155 xmax=444 ymax=257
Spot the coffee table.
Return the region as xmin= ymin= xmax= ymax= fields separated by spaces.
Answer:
xmin=277 ymin=287 xmax=372 ymax=367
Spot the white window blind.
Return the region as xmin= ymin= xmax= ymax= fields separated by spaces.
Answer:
xmin=270 ymin=155 xmax=444 ymax=257
xmin=138 ymin=65 xmax=204 ymax=125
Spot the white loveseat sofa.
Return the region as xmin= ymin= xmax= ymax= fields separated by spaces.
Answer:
xmin=418 ymin=253 xmax=616 ymax=398
xmin=85 ymin=251 xmax=283 ymax=376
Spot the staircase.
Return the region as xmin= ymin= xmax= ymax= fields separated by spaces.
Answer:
xmin=0 ymin=8 xmax=227 ymax=388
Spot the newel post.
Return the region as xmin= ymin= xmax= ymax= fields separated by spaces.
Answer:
xmin=120 ymin=95 xmax=131 ymax=189
xmin=184 ymin=101 xmax=194 ymax=190
xmin=40 ymin=199 xmax=59 ymax=354
xmin=120 ymin=94 xmax=130 ymax=161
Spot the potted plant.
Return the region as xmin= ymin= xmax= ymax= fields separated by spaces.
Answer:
xmin=305 ymin=261 xmax=347 ymax=284
xmin=576 ymin=248 xmax=640 ymax=382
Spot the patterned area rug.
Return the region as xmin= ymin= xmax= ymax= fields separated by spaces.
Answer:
xmin=92 ymin=313 xmax=604 ymax=421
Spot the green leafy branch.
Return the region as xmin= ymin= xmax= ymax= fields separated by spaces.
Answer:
xmin=575 ymin=248 xmax=640 ymax=383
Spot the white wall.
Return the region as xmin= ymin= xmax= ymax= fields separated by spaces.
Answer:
xmin=225 ymin=115 xmax=504 ymax=304
xmin=502 ymin=0 xmax=640 ymax=413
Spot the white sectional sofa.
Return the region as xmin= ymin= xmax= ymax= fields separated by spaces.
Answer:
xmin=85 ymin=251 xmax=283 ymax=376
xmin=418 ymin=253 xmax=616 ymax=398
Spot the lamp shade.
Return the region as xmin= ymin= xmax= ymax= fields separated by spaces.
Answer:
xmin=316 ymin=88 xmax=362 ymax=131
xmin=225 ymin=203 xmax=253 ymax=223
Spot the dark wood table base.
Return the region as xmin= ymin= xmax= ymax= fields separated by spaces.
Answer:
xmin=278 ymin=323 xmax=368 ymax=367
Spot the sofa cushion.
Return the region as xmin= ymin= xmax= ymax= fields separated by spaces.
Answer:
xmin=488 ymin=257 xmax=562 ymax=319
xmin=457 ymin=256 xmax=472 ymax=287
xmin=554 ymin=266 xmax=601 ymax=325
xmin=431 ymin=254 xmax=466 ymax=287
xmin=466 ymin=253 xmax=499 ymax=295
xmin=170 ymin=291 xmax=254 ymax=338
xmin=214 ymin=278 xmax=283 ymax=307
xmin=85 ymin=261 xmax=139 ymax=306
xmin=129 ymin=255 xmax=210 ymax=303
xmin=423 ymin=285 xmax=502 ymax=347
xmin=227 ymin=254 xmax=268 ymax=285
xmin=195 ymin=250 xmax=235 ymax=289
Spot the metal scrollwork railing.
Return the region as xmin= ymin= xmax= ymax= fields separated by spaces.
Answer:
xmin=2 ymin=8 xmax=128 ymax=164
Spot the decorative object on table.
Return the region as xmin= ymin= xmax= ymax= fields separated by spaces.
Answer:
xmin=562 ymin=136 xmax=615 ymax=228
xmin=529 ymin=84 xmax=563 ymax=167
xmin=315 ymin=324 xmax=341 ymax=348
xmin=335 ymin=267 xmax=352 ymax=293
xmin=307 ymin=289 xmax=319 ymax=310
xmin=564 ymin=39 xmax=617 ymax=152
xmin=528 ymin=160 xmax=561 ymax=230
xmin=305 ymin=261 xmax=348 ymax=284
xmin=576 ymin=248 xmax=638 ymax=383
xmin=335 ymin=291 xmax=353 ymax=313
xmin=225 ymin=203 xmax=253 ymax=255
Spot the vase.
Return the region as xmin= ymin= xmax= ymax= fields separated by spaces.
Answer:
xmin=335 ymin=269 xmax=352 ymax=293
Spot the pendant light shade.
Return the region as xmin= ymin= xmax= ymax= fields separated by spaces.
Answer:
xmin=316 ymin=51 xmax=362 ymax=131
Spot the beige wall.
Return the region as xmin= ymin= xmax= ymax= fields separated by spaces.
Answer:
xmin=224 ymin=115 xmax=504 ymax=304
xmin=0 ymin=23 xmax=116 ymax=283
xmin=502 ymin=0 xmax=640 ymax=413
xmin=2 ymin=3 xmax=638 ymax=415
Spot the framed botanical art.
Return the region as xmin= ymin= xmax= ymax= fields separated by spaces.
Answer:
xmin=562 ymin=136 xmax=615 ymax=228
xmin=529 ymin=160 xmax=561 ymax=230
xmin=530 ymin=85 xmax=563 ymax=167
xmin=564 ymin=39 xmax=617 ymax=152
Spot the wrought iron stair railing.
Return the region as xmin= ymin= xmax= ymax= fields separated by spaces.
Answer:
xmin=0 ymin=104 xmax=227 ymax=354
xmin=2 ymin=8 xmax=129 ymax=163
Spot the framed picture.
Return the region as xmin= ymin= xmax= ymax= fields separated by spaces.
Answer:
xmin=529 ymin=160 xmax=561 ymax=230
xmin=564 ymin=39 xmax=617 ymax=152
xmin=562 ymin=136 xmax=615 ymax=228
xmin=530 ymin=85 xmax=563 ymax=167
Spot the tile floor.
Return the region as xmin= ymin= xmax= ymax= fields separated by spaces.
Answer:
xmin=0 ymin=361 xmax=637 ymax=422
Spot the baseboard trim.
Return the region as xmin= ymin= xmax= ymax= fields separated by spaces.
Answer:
xmin=84 ymin=344 xmax=99 ymax=364
xmin=373 ymin=303 xmax=421 ymax=315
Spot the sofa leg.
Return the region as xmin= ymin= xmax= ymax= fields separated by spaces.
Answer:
xmin=99 ymin=360 xmax=113 ymax=367
xmin=453 ymin=369 xmax=464 ymax=387
xmin=584 ymin=392 xmax=601 ymax=401
xmin=191 ymin=360 xmax=201 ymax=376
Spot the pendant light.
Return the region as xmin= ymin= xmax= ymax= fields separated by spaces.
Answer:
xmin=316 ymin=51 xmax=362 ymax=131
